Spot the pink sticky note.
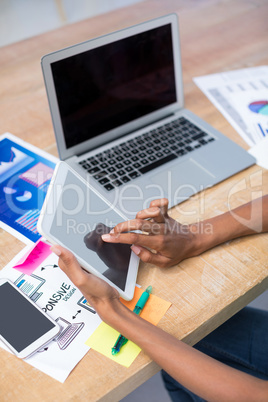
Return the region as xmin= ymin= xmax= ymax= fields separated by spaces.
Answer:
xmin=13 ymin=240 xmax=52 ymax=274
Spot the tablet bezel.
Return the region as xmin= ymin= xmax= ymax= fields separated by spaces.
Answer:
xmin=38 ymin=161 xmax=139 ymax=300
xmin=0 ymin=278 xmax=61 ymax=359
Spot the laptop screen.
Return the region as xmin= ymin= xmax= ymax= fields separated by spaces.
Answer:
xmin=51 ymin=24 xmax=176 ymax=149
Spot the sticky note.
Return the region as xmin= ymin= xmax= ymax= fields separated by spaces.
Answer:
xmin=86 ymin=287 xmax=171 ymax=367
xmin=120 ymin=287 xmax=171 ymax=325
xmin=13 ymin=239 xmax=51 ymax=274
xmin=86 ymin=322 xmax=141 ymax=367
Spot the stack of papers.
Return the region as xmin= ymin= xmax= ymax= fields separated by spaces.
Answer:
xmin=194 ymin=66 xmax=268 ymax=169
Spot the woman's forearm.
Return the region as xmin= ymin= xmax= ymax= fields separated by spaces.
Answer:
xmin=106 ymin=302 xmax=268 ymax=402
xmin=102 ymin=196 xmax=268 ymax=267
xmin=191 ymin=195 xmax=268 ymax=256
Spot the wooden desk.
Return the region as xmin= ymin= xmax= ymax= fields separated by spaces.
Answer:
xmin=0 ymin=0 xmax=267 ymax=400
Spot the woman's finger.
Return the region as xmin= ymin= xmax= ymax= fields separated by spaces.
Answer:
xmin=101 ymin=231 xmax=165 ymax=250
xmin=112 ymin=219 xmax=164 ymax=235
xmin=136 ymin=206 xmax=166 ymax=223
xmin=135 ymin=199 xmax=169 ymax=223
xmin=150 ymin=199 xmax=169 ymax=223
xmin=51 ymin=245 xmax=89 ymax=289
xmin=130 ymin=245 xmax=172 ymax=268
xmin=150 ymin=198 xmax=169 ymax=214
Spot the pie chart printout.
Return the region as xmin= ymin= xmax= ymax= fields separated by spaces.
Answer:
xmin=248 ymin=100 xmax=268 ymax=116
xmin=16 ymin=190 xmax=32 ymax=202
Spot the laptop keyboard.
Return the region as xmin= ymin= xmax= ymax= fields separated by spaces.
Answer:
xmin=79 ymin=117 xmax=215 ymax=191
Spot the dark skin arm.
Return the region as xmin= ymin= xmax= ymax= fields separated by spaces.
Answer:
xmin=52 ymin=195 xmax=268 ymax=401
xmin=101 ymin=195 xmax=268 ymax=267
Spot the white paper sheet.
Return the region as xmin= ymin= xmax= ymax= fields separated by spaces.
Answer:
xmin=194 ymin=66 xmax=268 ymax=146
xmin=248 ymin=136 xmax=268 ymax=170
xmin=0 ymin=246 xmax=102 ymax=383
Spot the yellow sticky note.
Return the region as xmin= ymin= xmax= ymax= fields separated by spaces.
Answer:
xmin=86 ymin=322 xmax=141 ymax=367
xmin=85 ymin=287 xmax=171 ymax=367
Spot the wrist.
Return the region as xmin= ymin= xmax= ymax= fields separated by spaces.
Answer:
xmin=98 ymin=297 xmax=145 ymax=340
xmin=188 ymin=221 xmax=216 ymax=256
xmin=97 ymin=297 xmax=129 ymax=328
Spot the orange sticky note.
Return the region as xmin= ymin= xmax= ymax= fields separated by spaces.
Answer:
xmin=86 ymin=286 xmax=171 ymax=367
xmin=120 ymin=287 xmax=170 ymax=326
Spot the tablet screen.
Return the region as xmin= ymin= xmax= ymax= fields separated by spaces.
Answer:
xmin=50 ymin=170 xmax=131 ymax=290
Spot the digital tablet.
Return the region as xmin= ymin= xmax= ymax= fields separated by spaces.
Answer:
xmin=37 ymin=162 xmax=139 ymax=300
xmin=0 ymin=278 xmax=60 ymax=359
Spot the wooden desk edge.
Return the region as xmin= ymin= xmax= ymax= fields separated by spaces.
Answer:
xmin=98 ymin=276 xmax=268 ymax=401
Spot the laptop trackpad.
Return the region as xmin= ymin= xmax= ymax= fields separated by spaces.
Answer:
xmin=149 ymin=158 xmax=215 ymax=204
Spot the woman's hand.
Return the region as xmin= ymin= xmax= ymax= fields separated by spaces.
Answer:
xmin=101 ymin=198 xmax=200 ymax=268
xmin=51 ymin=245 xmax=121 ymax=323
xmin=101 ymin=196 xmax=268 ymax=268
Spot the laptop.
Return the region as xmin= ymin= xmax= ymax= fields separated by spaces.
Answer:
xmin=41 ymin=14 xmax=255 ymax=218
xmin=54 ymin=317 xmax=84 ymax=350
